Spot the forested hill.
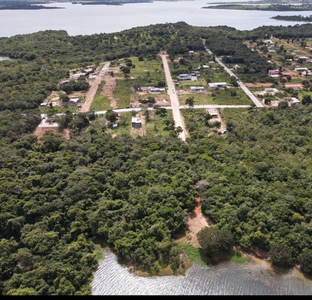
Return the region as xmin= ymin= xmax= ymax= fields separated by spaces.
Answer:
xmin=1 ymin=22 xmax=312 ymax=295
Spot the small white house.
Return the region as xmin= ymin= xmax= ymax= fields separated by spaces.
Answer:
xmin=264 ymin=88 xmax=280 ymax=95
xmin=68 ymin=98 xmax=80 ymax=106
xmin=208 ymin=82 xmax=227 ymax=89
xmin=285 ymin=97 xmax=300 ymax=106
xmin=131 ymin=116 xmax=142 ymax=128
xmin=206 ymin=108 xmax=218 ymax=118
xmin=190 ymin=86 xmax=204 ymax=93
xmin=73 ymin=73 xmax=86 ymax=79
xmin=150 ymin=87 xmax=165 ymax=93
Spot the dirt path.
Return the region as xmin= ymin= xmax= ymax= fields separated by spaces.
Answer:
xmin=186 ymin=196 xmax=212 ymax=248
xmin=80 ymin=63 xmax=110 ymax=113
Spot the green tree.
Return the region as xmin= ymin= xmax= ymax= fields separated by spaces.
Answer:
xmin=298 ymin=249 xmax=312 ymax=275
xmin=197 ymin=226 xmax=234 ymax=255
xmin=105 ymin=109 xmax=118 ymax=123
xmin=268 ymin=243 xmax=293 ymax=268
xmin=185 ymin=97 xmax=194 ymax=106
xmin=302 ymin=95 xmax=312 ymax=105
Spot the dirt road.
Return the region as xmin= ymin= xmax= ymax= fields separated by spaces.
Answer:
xmin=160 ymin=53 xmax=188 ymax=141
xmin=80 ymin=62 xmax=110 ymax=113
xmin=186 ymin=196 xmax=212 ymax=248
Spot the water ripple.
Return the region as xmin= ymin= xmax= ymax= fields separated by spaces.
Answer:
xmin=91 ymin=250 xmax=312 ymax=295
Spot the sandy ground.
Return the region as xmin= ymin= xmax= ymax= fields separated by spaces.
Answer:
xmin=33 ymin=127 xmax=70 ymax=141
xmin=186 ymin=196 xmax=212 ymax=248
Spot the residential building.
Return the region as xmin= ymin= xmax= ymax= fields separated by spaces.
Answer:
xmin=208 ymin=82 xmax=227 ymax=89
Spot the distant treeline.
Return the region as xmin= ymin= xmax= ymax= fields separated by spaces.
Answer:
xmin=202 ymin=4 xmax=312 ymax=11
xmin=0 ymin=1 xmax=63 ymax=9
xmin=272 ymin=14 xmax=312 ymax=21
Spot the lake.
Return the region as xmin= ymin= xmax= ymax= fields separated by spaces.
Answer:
xmin=1 ymin=0 xmax=312 ymax=37
xmin=91 ymin=250 xmax=312 ymax=295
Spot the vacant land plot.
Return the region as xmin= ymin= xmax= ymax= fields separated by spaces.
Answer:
xmin=178 ymin=88 xmax=252 ymax=105
xmin=144 ymin=109 xmax=176 ymax=137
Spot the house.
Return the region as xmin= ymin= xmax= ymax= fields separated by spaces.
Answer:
xmin=202 ymin=65 xmax=209 ymax=70
xmin=84 ymin=68 xmax=93 ymax=73
xmin=206 ymin=108 xmax=218 ymax=119
xmin=295 ymin=67 xmax=309 ymax=72
xmin=59 ymin=80 xmax=70 ymax=85
xmin=208 ymin=82 xmax=227 ymax=89
xmin=150 ymin=87 xmax=165 ymax=93
xmin=68 ymin=98 xmax=80 ymax=106
xmin=285 ymin=97 xmax=300 ymax=106
xmin=299 ymin=56 xmax=310 ymax=61
xmin=192 ymin=71 xmax=201 ymax=77
xmin=190 ymin=86 xmax=204 ymax=93
xmin=131 ymin=116 xmax=142 ymax=128
xmin=38 ymin=114 xmax=59 ymax=128
xmin=178 ymin=74 xmax=193 ymax=81
xmin=281 ymin=72 xmax=291 ymax=78
xmin=73 ymin=73 xmax=86 ymax=79
xmin=264 ymin=88 xmax=280 ymax=95
xmin=268 ymin=69 xmax=279 ymax=76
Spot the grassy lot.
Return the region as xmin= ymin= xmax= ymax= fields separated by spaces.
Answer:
xmin=39 ymin=105 xmax=78 ymax=115
xmin=176 ymin=79 xmax=208 ymax=90
xmin=103 ymin=111 xmax=132 ymax=135
xmin=204 ymin=67 xmax=233 ymax=83
xmin=145 ymin=108 xmax=176 ymax=137
xmin=111 ymin=56 xmax=167 ymax=108
xmin=221 ymin=107 xmax=250 ymax=124
xmin=127 ymin=56 xmax=165 ymax=83
xmin=90 ymin=81 xmax=112 ymax=111
xmin=178 ymin=88 xmax=252 ymax=105
xmin=298 ymin=89 xmax=312 ymax=100
xmin=113 ymin=79 xmax=132 ymax=108
xmin=181 ymin=108 xmax=219 ymax=137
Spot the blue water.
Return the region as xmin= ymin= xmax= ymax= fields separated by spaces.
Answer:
xmin=1 ymin=0 xmax=312 ymax=37
xmin=91 ymin=250 xmax=312 ymax=295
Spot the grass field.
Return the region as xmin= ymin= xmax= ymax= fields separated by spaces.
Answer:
xmin=90 ymin=81 xmax=112 ymax=111
xmin=145 ymin=109 xmax=175 ymax=137
xmin=178 ymin=88 xmax=253 ymax=105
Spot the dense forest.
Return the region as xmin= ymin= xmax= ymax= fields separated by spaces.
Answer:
xmin=1 ymin=22 xmax=312 ymax=295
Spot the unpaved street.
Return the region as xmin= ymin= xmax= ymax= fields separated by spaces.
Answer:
xmin=80 ymin=62 xmax=110 ymax=113
xmin=160 ymin=54 xmax=188 ymax=141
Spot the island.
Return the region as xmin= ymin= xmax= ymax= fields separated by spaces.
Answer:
xmin=0 ymin=1 xmax=63 ymax=10
xmin=202 ymin=4 xmax=312 ymax=11
xmin=272 ymin=14 xmax=312 ymax=21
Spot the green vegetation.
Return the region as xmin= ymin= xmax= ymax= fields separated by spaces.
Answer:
xmin=203 ymin=4 xmax=312 ymax=11
xmin=179 ymin=89 xmax=252 ymax=105
xmin=180 ymin=242 xmax=207 ymax=266
xmin=2 ymin=21 xmax=312 ymax=295
xmin=90 ymin=81 xmax=111 ymax=111
xmin=272 ymin=15 xmax=312 ymax=22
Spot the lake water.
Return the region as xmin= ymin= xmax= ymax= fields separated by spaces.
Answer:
xmin=91 ymin=250 xmax=312 ymax=295
xmin=1 ymin=0 xmax=312 ymax=37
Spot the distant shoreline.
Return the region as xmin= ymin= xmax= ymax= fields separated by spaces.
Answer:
xmin=0 ymin=4 xmax=63 ymax=10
